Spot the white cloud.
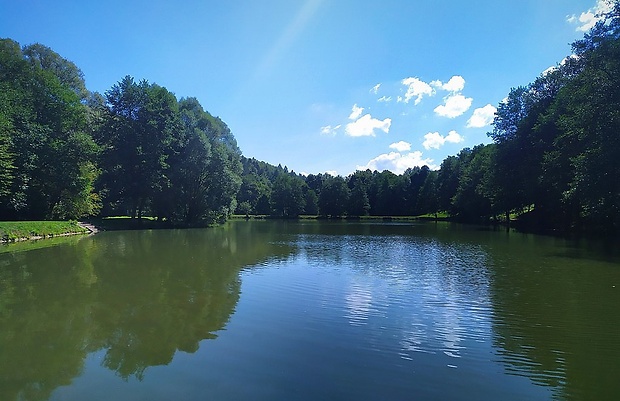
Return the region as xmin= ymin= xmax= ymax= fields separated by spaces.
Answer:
xmin=378 ymin=96 xmax=392 ymax=102
xmin=357 ymin=151 xmax=436 ymax=174
xmin=370 ymin=83 xmax=381 ymax=94
xmin=345 ymin=114 xmax=392 ymax=137
xmin=542 ymin=54 xmax=580 ymax=76
xmin=445 ymin=130 xmax=464 ymax=143
xmin=325 ymin=170 xmax=338 ymax=176
xmin=431 ymin=75 xmax=466 ymax=92
xmin=349 ymin=104 xmax=364 ymax=120
xmin=422 ymin=130 xmax=464 ymax=150
xmin=567 ymin=0 xmax=612 ymax=32
xmin=320 ymin=124 xmax=340 ymax=136
xmin=400 ymin=77 xmax=434 ymax=104
xmin=466 ymin=104 xmax=497 ymax=128
xmin=389 ymin=141 xmax=412 ymax=152
xmin=434 ymin=94 xmax=473 ymax=118
xmin=444 ymin=76 xmax=466 ymax=92
xmin=542 ymin=65 xmax=557 ymax=76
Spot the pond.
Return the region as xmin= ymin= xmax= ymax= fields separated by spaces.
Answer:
xmin=0 ymin=220 xmax=618 ymax=400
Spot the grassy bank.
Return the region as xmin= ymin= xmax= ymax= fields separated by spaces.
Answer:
xmin=0 ymin=220 xmax=88 ymax=242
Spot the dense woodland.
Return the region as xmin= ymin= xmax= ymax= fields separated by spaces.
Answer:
xmin=0 ymin=2 xmax=619 ymax=234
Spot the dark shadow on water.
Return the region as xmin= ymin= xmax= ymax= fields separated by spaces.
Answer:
xmin=0 ymin=221 xmax=295 ymax=401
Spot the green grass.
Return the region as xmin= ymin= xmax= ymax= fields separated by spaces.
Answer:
xmin=0 ymin=220 xmax=88 ymax=242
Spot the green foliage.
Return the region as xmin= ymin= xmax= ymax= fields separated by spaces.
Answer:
xmin=0 ymin=39 xmax=244 ymax=226
xmin=156 ymin=97 xmax=242 ymax=225
xmin=271 ymin=173 xmax=305 ymax=217
xmin=482 ymin=2 xmax=620 ymax=233
xmin=22 ymin=43 xmax=89 ymax=100
xmin=0 ymin=38 xmax=99 ymax=220
xmin=319 ymin=175 xmax=350 ymax=217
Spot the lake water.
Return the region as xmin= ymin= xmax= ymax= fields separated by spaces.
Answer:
xmin=0 ymin=220 xmax=619 ymax=400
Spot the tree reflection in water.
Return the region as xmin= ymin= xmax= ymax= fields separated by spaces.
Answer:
xmin=0 ymin=221 xmax=293 ymax=400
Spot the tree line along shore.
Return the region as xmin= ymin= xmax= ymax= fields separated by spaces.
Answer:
xmin=1 ymin=3 xmax=619 ymax=236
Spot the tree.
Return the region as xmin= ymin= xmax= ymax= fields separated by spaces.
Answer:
xmin=436 ymin=156 xmax=461 ymax=215
xmin=452 ymin=144 xmax=495 ymax=222
xmin=347 ymin=179 xmax=370 ymax=217
xmin=405 ymin=166 xmax=430 ymax=215
xmin=0 ymin=39 xmax=99 ymax=219
xmin=0 ymin=114 xmax=14 ymax=201
xmin=417 ymin=170 xmax=439 ymax=217
xmin=22 ymin=43 xmax=89 ymax=100
xmin=98 ymin=76 xmax=179 ymax=220
xmin=319 ymin=175 xmax=350 ymax=217
xmin=271 ymin=173 xmax=305 ymax=217
xmin=160 ymin=97 xmax=242 ymax=225
xmin=303 ymin=189 xmax=319 ymax=215
xmin=547 ymin=32 xmax=620 ymax=232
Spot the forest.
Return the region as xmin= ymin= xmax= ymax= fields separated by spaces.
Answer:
xmin=0 ymin=2 xmax=618 ymax=234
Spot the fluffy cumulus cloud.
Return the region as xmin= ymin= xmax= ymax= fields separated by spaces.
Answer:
xmin=434 ymin=94 xmax=473 ymax=118
xmin=349 ymin=104 xmax=364 ymax=120
xmin=370 ymin=83 xmax=381 ymax=94
xmin=467 ymin=104 xmax=497 ymax=128
xmin=422 ymin=130 xmax=464 ymax=150
xmin=389 ymin=141 xmax=412 ymax=152
xmin=345 ymin=114 xmax=392 ymax=137
xmin=431 ymin=76 xmax=465 ymax=92
xmin=400 ymin=77 xmax=434 ymax=104
xmin=567 ymin=0 xmax=612 ymax=32
xmin=357 ymin=151 xmax=435 ymax=174
xmin=378 ymin=95 xmax=392 ymax=102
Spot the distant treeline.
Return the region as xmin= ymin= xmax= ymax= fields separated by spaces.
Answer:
xmin=0 ymin=2 xmax=618 ymax=233
xmin=239 ymin=3 xmax=620 ymax=235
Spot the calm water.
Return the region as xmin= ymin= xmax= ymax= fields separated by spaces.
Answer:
xmin=0 ymin=221 xmax=619 ymax=401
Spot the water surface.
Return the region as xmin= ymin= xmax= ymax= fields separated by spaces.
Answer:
xmin=0 ymin=221 xmax=618 ymax=400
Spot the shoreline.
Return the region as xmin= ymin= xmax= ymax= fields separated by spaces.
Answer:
xmin=0 ymin=221 xmax=93 ymax=244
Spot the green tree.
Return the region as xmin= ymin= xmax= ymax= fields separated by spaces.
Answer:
xmin=452 ymin=144 xmax=495 ymax=222
xmin=0 ymin=39 xmax=99 ymax=219
xmin=303 ymin=189 xmax=319 ymax=215
xmin=99 ymin=76 xmax=180 ymax=220
xmin=319 ymin=175 xmax=350 ymax=217
xmin=417 ymin=170 xmax=439 ymax=217
xmin=22 ymin=43 xmax=89 ymax=100
xmin=271 ymin=173 xmax=305 ymax=217
xmin=160 ymin=97 xmax=242 ymax=225
xmin=548 ymin=31 xmax=620 ymax=232
xmin=347 ymin=178 xmax=370 ymax=217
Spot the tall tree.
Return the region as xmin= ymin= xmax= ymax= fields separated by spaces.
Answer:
xmin=319 ymin=175 xmax=350 ymax=217
xmin=0 ymin=39 xmax=99 ymax=219
xmin=99 ymin=76 xmax=179 ymax=220
xmin=271 ymin=173 xmax=305 ymax=217
xmin=22 ymin=43 xmax=89 ymax=100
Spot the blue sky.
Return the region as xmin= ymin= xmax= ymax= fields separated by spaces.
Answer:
xmin=0 ymin=0 xmax=606 ymax=176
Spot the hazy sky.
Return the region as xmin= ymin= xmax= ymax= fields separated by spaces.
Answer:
xmin=0 ymin=0 xmax=605 ymax=176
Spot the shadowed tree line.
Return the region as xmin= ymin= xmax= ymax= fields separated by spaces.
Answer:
xmin=1 ymin=2 xmax=619 ymax=233
xmin=235 ymin=3 xmax=620 ymax=235
xmin=0 ymin=39 xmax=241 ymax=225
